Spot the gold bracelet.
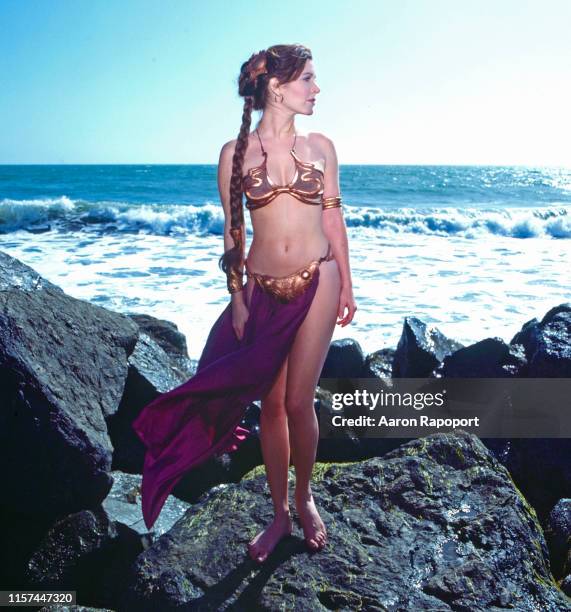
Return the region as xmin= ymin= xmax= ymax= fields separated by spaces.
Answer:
xmin=227 ymin=266 xmax=244 ymax=293
xmin=227 ymin=226 xmax=244 ymax=293
xmin=322 ymin=195 xmax=342 ymax=210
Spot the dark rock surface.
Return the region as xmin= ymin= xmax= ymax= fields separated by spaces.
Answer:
xmin=484 ymin=439 xmax=571 ymax=523
xmin=321 ymin=338 xmax=367 ymax=378
xmin=392 ymin=316 xmax=464 ymax=378
xmin=107 ymin=329 xmax=192 ymax=474
xmin=545 ymin=498 xmax=571 ymax=580
xmin=26 ymin=507 xmax=143 ymax=610
xmin=363 ymin=347 xmax=395 ymax=379
xmin=121 ymin=431 xmax=570 ymax=611
xmin=102 ymin=470 xmax=189 ymax=537
xmin=14 ymin=470 xmax=188 ymax=607
xmin=438 ymin=337 xmax=527 ymax=377
xmin=0 ymin=251 xmax=196 ymax=590
xmin=316 ymin=384 xmax=412 ymax=462
xmin=39 ymin=605 xmax=115 ymax=611
xmin=0 ymin=251 xmax=136 ymax=521
xmin=510 ymin=303 xmax=571 ymax=377
xmin=126 ymin=312 xmax=196 ymax=380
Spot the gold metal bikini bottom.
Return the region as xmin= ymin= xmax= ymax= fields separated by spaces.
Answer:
xmin=244 ymin=244 xmax=335 ymax=304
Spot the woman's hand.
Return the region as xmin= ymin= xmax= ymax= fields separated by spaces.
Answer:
xmin=337 ymin=285 xmax=357 ymax=327
xmin=231 ymin=297 xmax=250 ymax=341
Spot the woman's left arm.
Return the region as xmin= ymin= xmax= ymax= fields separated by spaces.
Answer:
xmin=319 ymin=134 xmax=357 ymax=327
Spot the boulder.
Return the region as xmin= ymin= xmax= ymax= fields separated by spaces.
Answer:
xmin=321 ymin=338 xmax=366 ymax=378
xmin=510 ymin=303 xmax=571 ymax=377
xmin=393 ymin=317 xmax=464 ymax=378
xmin=0 ymin=251 xmax=136 ymax=521
xmin=25 ymin=470 xmax=190 ymax=609
xmin=545 ymin=498 xmax=571 ymax=580
xmin=363 ymin=347 xmax=395 ymax=379
xmin=438 ymin=337 xmax=527 ymax=377
xmin=121 ymin=431 xmax=570 ymax=611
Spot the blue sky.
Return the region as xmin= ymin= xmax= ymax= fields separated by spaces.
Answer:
xmin=1 ymin=0 xmax=569 ymax=165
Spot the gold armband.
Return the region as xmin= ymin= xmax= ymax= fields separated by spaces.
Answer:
xmin=227 ymin=226 xmax=244 ymax=293
xmin=322 ymin=195 xmax=342 ymax=210
xmin=227 ymin=266 xmax=244 ymax=294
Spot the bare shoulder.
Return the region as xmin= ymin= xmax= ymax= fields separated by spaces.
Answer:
xmin=220 ymin=133 xmax=257 ymax=160
xmin=219 ymin=138 xmax=237 ymax=160
xmin=308 ymin=132 xmax=336 ymax=157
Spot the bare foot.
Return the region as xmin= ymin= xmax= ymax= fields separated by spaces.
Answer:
xmin=248 ymin=510 xmax=293 ymax=563
xmin=295 ymin=490 xmax=327 ymax=551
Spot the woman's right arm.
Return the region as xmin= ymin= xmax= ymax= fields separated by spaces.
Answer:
xmin=218 ymin=140 xmax=249 ymax=339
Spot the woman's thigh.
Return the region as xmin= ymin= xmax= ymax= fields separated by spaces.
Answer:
xmin=261 ymin=353 xmax=289 ymax=414
xmin=246 ymin=278 xmax=289 ymax=414
xmin=285 ymin=258 xmax=341 ymax=413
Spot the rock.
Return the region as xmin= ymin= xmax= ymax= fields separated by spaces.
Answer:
xmin=39 ymin=607 xmax=114 ymax=611
xmin=121 ymin=431 xmax=570 ymax=611
xmin=102 ymin=471 xmax=190 ymax=537
xmin=393 ymin=317 xmax=464 ymax=378
xmin=484 ymin=439 xmax=571 ymax=523
xmin=438 ymin=337 xmax=526 ymax=377
xmin=25 ymin=470 xmax=191 ymax=608
xmin=0 ymin=250 xmax=138 ymax=521
xmin=316 ymin=384 xmax=413 ymax=462
xmin=363 ymin=347 xmax=395 ymax=379
xmin=321 ymin=338 xmax=366 ymax=378
xmin=126 ymin=332 xmax=190 ymax=397
xmin=26 ymin=505 xmax=142 ymax=610
xmin=510 ymin=303 xmax=571 ymax=377
xmin=545 ymin=498 xmax=571 ymax=579
xmin=107 ymin=331 xmax=192 ymax=474
xmin=0 ymin=507 xmax=56 ymax=591
xmin=126 ymin=313 xmax=195 ymax=380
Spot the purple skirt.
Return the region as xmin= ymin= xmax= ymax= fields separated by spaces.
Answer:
xmin=132 ymin=270 xmax=321 ymax=529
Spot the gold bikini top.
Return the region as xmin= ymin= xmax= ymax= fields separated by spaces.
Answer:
xmin=242 ymin=129 xmax=325 ymax=210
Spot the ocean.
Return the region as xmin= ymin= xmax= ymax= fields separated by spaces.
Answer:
xmin=1 ymin=164 xmax=570 ymax=360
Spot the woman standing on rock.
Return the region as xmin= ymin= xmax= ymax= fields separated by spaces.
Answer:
xmin=133 ymin=43 xmax=356 ymax=563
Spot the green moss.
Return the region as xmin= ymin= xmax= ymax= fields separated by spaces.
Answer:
xmin=312 ymin=461 xmax=351 ymax=482
xmin=533 ymin=567 xmax=558 ymax=589
xmin=318 ymin=586 xmax=364 ymax=609
xmin=243 ymin=464 xmax=267 ymax=481
xmin=309 ymin=462 xmax=331 ymax=482
xmin=185 ymin=504 xmax=209 ymax=531
xmin=404 ymin=437 xmax=427 ymax=457
xmin=243 ymin=459 xmax=359 ymax=484
xmin=418 ymin=464 xmax=434 ymax=495
xmin=506 ymin=474 xmax=540 ymax=522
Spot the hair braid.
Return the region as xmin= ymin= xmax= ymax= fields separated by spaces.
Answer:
xmin=218 ymin=95 xmax=253 ymax=278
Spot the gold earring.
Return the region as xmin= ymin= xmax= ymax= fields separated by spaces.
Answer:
xmin=274 ymin=92 xmax=283 ymax=103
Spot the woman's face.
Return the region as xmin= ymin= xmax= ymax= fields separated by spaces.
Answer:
xmin=277 ymin=59 xmax=320 ymax=115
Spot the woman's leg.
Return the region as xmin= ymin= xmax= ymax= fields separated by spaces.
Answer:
xmin=260 ymin=355 xmax=291 ymax=516
xmin=285 ymin=258 xmax=341 ymax=550
xmin=246 ymin=277 xmax=293 ymax=562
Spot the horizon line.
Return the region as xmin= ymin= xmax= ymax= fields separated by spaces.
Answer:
xmin=1 ymin=162 xmax=570 ymax=169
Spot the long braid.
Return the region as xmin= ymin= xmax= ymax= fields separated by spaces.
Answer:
xmin=218 ymin=95 xmax=253 ymax=278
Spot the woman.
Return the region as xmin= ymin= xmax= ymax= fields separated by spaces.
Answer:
xmin=133 ymin=44 xmax=356 ymax=563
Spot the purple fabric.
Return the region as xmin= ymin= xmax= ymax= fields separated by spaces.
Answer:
xmin=132 ymin=269 xmax=321 ymax=529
